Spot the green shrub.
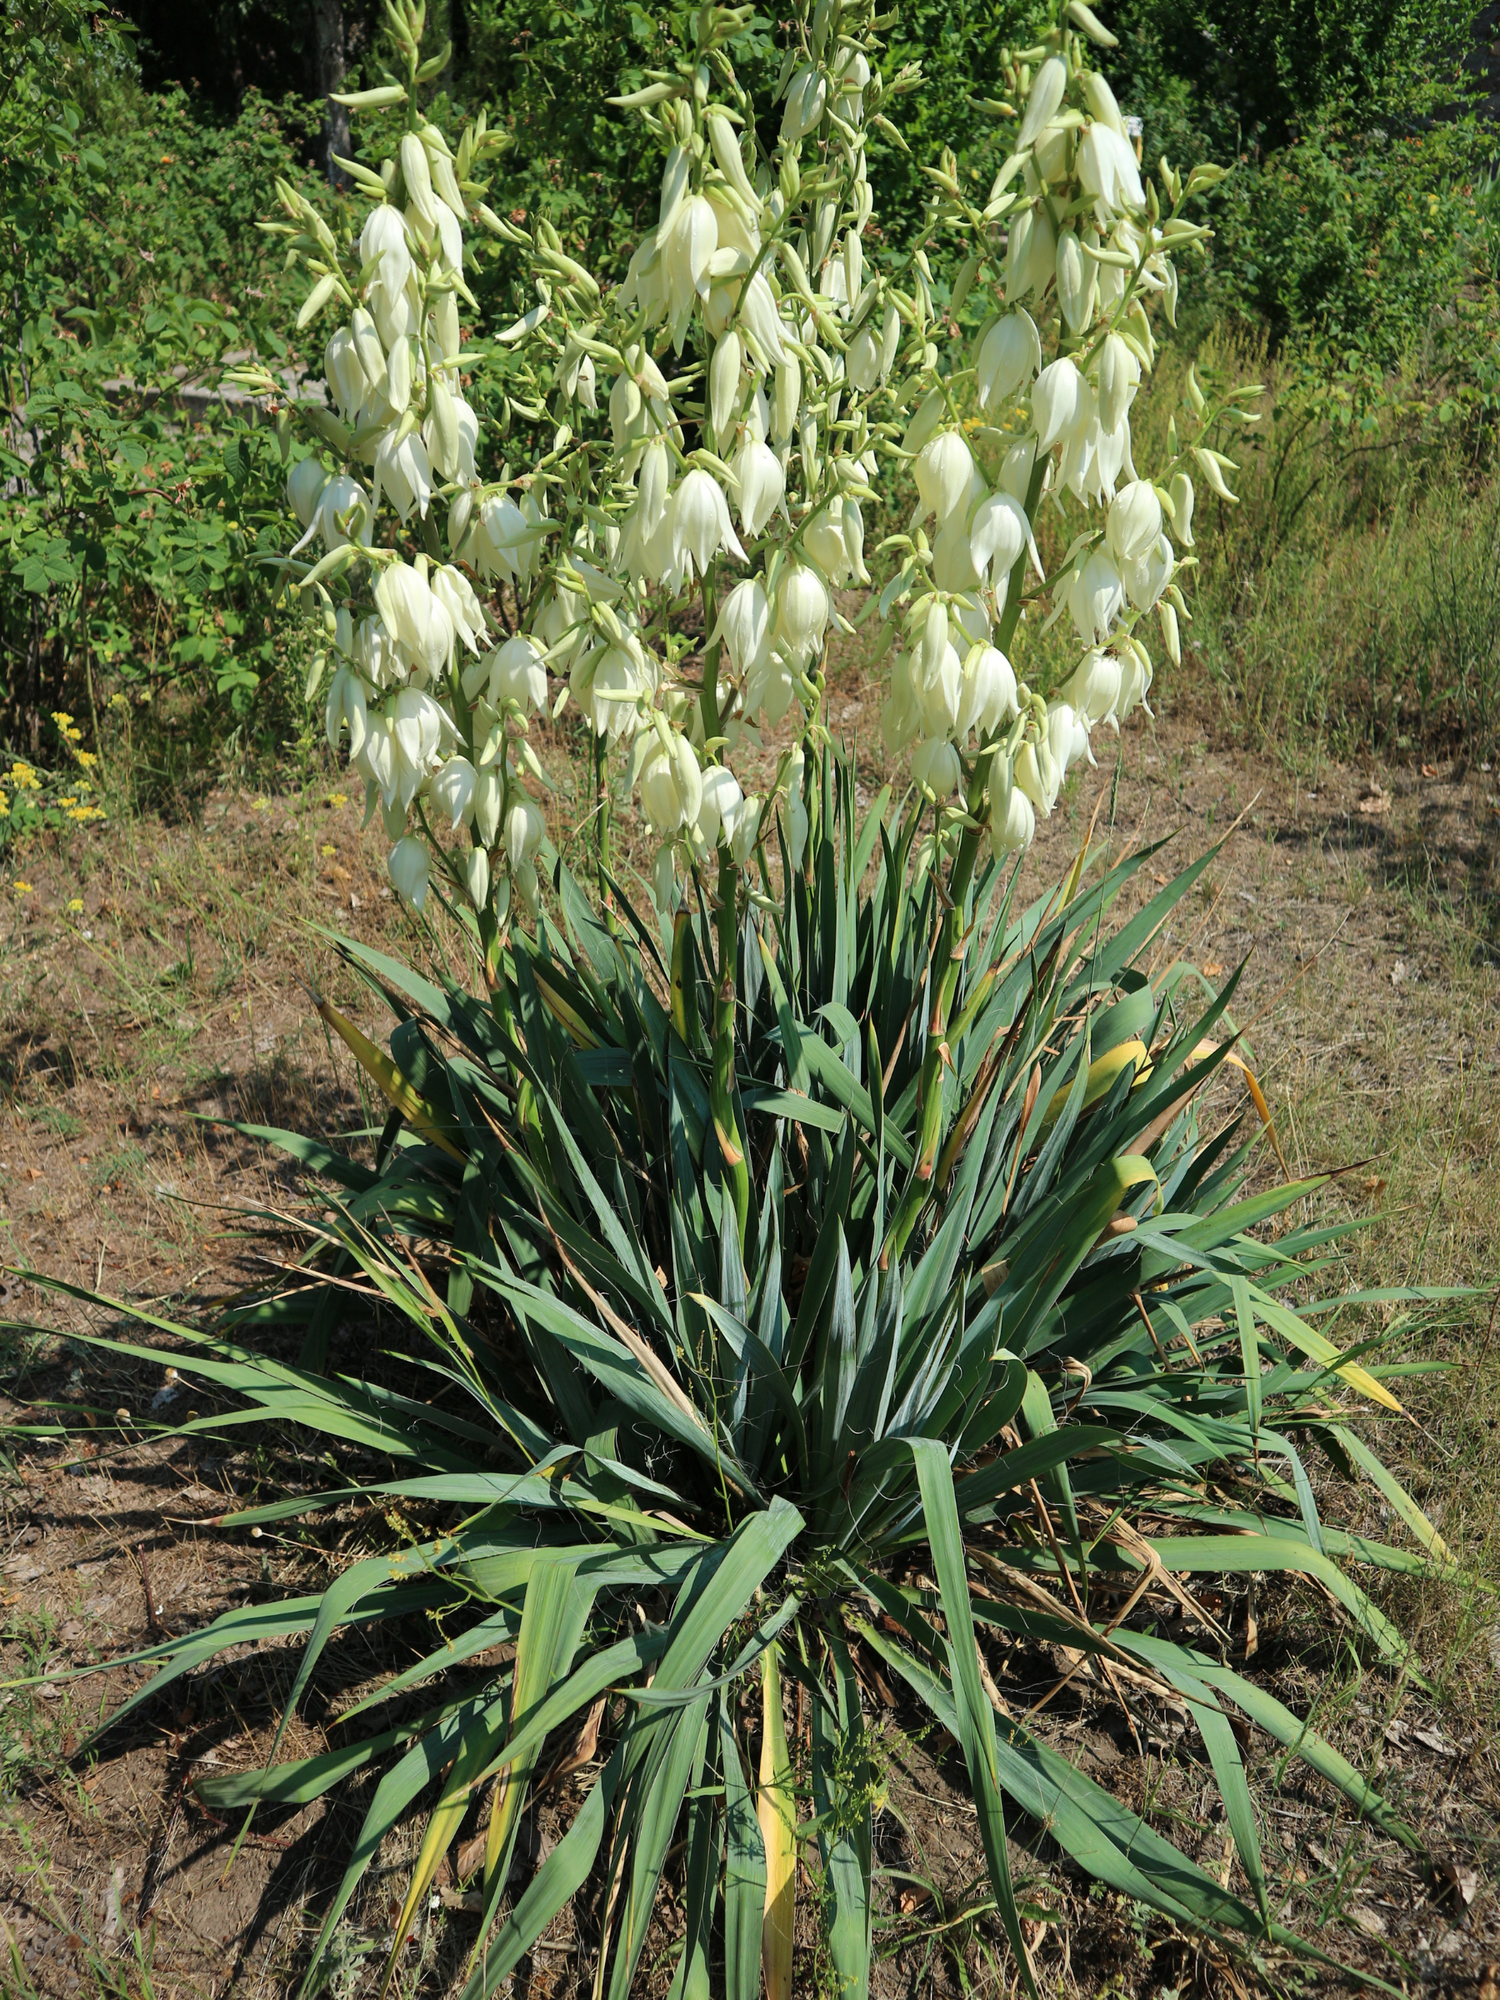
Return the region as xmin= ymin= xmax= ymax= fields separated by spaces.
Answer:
xmin=46 ymin=752 xmax=1456 ymax=1996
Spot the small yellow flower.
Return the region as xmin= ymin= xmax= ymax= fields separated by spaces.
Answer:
xmin=51 ymin=710 xmax=73 ymax=727
xmin=67 ymin=897 xmax=84 ymax=913
xmin=14 ymin=881 xmax=32 ymax=895
xmin=58 ymin=796 xmax=77 ymax=808
xmin=321 ymin=843 xmax=337 ymax=856
xmin=77 ymin=751 xmax=98 ymax=768
xmin=109 ymin=691 xmax=130 ymax=709
xmin=326 ymin=792 xmax=348 ymax=807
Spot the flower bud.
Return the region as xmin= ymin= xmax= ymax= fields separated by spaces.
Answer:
xmin=1169 ymin=471 xmax=1195 ymax=547
xmin=1018 ymin=56 xmax=1067 ymax=150
xmin=463 ymin=845 xmax=490 ymax=912
xmin=474 ymin=766 xmax=504 ymax=847
xmin=710 ymin=331 xmax=742 ymax=445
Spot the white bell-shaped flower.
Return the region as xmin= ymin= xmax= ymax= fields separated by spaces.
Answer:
xmin=388 ymin=684 xmax=447 ymax=786
xmin=1049 ymin=700 xmax=1095 ymax=776
xmin=432 ymin=564 xmax=486 ymax=654
xmin=377 ymin=562 xmax=456 ymax=681
xmin=287 ymin=458 xmax=329 ymax=530
xmin=483 ymin=633 xmax=548 ymax=712
xmin=713 ymin=578 xmax=772 ymax=681
xmin=467 ymin=495 xmax=526 ymax=584
xmin=640 ymin=731 xmax=704 ymax=836
xmin=430 ymin=754 xmax=477 ymax=830
xmin=1118 ymin=641 xmax=1155 ymax=720
xmin=732 ymin=438 xmax=785 ymax=537
xmin=847 ymin=321 xmax=881 ymax=392
xmin=1014 ymin=736 xmax=1061 ymax=817
xmin=325 ymin=665 xmax=368 ymax=759
xmin=1018 ymin=55 xmax=1067 ymax=149
xmin=696 ymin=763 xmax=745 ymax=850
xmin=670 ymin=468 xmax=745 ymax=581
xmin=388 ymin=834 xmax=430 ymax=908
xmin=575 ymin=640 xmax=651 ymax=743
xmin=505 ymin=796 xmax=545 ymax=870
xmin=911 ymin=737 xmax=962 ymax=799
xmin=1106 ymin=481 xmax=1164 ymax=567
xmin=933 ymin=513 xmax=981 ymax=594
xmin=956 ymin=645 xmax=1018 ymax=741
xmin=1032 ymin=357 xmax=1083 ymax=455
xmin=1065 ymin=549 xmax=1127 ymax=647
xmin=917 ymin=639 xmax=964 ymax=738
xmin=1055 ymin=227 xmax=1098 ymax=336
xmin=1078 ymin=122 xmax=1145 ymax=213
xmin=360 ymin=205 xmax=412 ymax=317
xmin=710 ymin=331 xmax=742 ymax=445
xmin=969 ymin=491 xmax=1041 ymax=601
xmin=735 ymin=269 xmax=788 ymax=369
xmin=975 ymin=309 xmax=1041 ymax=413
xmin=914 ymin=430 xmax=976 ymax=525
xmin=881 ymin=656 xmax=922 ymax=756
xmin=1095 ymin=332 xmax=1142 ymax=433
xmin=423 ymin=380 xmax=479 ymax=483
xmin=473 ymin=767 xmax=503 ymax=847
xmin=1124 ymin=532 xmax=1175 ymax=612
xmin=324 ymin=328 xmax=372 ymax=424
xmin=373 ymin=429 xmax=433 ymax=521
xmin=743 ymin=646 xmax=796 ymax=726
xmin=989 ymin=755 xmax=1036 ymax=856
xmin=1066 ymin=648 xmax=1123 ymax=725
xmin=772 ymin=563 xmax=829 ymax=666
xmin=781 ymin=66 xmax=827 ymax=143
xmin=804 ymin=499 xmax=853 ymax=586
xmin=661 ymin=195 xmax=717 ymax=319
xmin=295 ymin=473 xmax=374 ymax=557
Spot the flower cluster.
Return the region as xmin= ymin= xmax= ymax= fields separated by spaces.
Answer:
xmin=248 ymin=0 xmax=1243 ymax=939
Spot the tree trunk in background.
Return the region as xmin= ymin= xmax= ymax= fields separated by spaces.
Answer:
xmin=312 ymin=0 xmax=349 ymax=186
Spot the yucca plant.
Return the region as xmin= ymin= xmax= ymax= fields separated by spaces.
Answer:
xmin=41 ymin=752 xmax=1454 ymax=1999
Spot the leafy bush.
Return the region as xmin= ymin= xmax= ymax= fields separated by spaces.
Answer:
xmin=1 ymin=17 xmax=334 ymax=784
xmin=55 ymin=753 xmax=1455 ymax=1996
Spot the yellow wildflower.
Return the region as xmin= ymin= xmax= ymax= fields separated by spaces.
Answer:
xmin=67 ymin=897 xmax=84 ymax=913
xmin=14 ymin=881 xmax=32 ymax=895
xmin=77 ymin=751 xmax=98 ymax=768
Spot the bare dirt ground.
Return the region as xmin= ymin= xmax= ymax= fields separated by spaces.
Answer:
xmin=1 ymin=701 xmax=1498 ymax=1999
